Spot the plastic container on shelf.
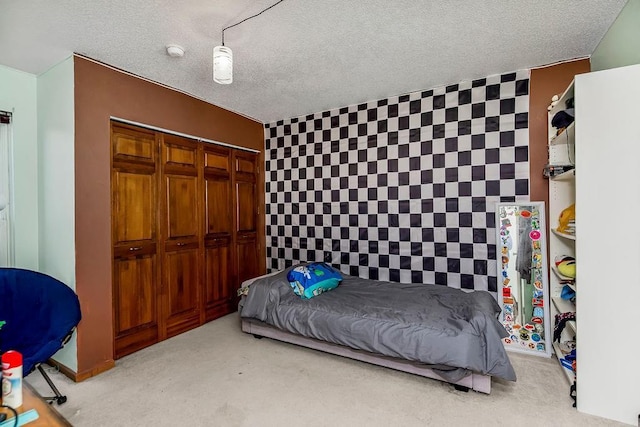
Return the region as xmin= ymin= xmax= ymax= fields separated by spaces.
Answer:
xmin=1 ymin=350 xmax=23 ymax=408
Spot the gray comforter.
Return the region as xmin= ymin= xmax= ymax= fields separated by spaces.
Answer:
xmin=240 ymin=268 xmax=516 ymax=382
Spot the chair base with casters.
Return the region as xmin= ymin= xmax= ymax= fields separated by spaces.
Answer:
xmin=33 ymin=328 xmax=76 ymax=406
xmin=37 ymin=364 xmax=67 ymax=405
xmin=0 ymin=268 xmax=82 ymax=406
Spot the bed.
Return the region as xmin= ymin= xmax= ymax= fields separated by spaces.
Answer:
xmin=238 ymin=267 xmax=516 ymax=393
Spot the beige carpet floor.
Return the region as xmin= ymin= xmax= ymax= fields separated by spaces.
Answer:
xmin=26 ymin=313 xmax=623 ymax=427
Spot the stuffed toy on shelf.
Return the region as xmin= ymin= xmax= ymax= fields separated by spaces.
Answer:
xmin=557 ymin=203 xmax=575 ymax=234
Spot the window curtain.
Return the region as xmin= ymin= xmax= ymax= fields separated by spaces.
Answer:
xmin=0 ymin=111 xmax=13 ymax=266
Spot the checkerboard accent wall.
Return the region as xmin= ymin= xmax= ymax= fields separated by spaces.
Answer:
xmin=264 ymin=69 xmax=530 ymax=293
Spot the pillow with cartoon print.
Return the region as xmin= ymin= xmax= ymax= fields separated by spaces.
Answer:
xmin=286 ymin=262 xmax=342 ymax=299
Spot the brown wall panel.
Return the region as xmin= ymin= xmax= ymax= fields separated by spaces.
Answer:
xmin=74 ymin=55 xmax=265 ymax=377
xmin=528 ymin=58 xmax=590 ymax=204
xmin=529 ymin=58 xmax=590 ymax=290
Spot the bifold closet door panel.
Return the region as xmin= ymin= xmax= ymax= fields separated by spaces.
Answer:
xmin=111 ymin=124 xmax=160 ymax=358
xmin=236 ymin=181 xmax=257 ymax=233
xmin=112 ymin=254 xmax=159 ymax=358
xmin=202 ymin=145 xmax=234 ymax=320
xmin=236 ymin=234 xmax=259 ymax=288
xmin=111 ymin=125 xmax=157 ymax=167
xmin=111 ymin=122 xmax=263 ymax=357
xmin=165 ymin=175 xmax=199 ymax=240
xmin=204 ymin=146 xmax=233 ymax=235
xmin=234 ymin=152 xmax=258 ymax=234
xmin=161 ymin=134 xmax=202 ymax=337
xmin=204 ymin=238 xmax=233 ymax=321
xmin=163 ymin=246 xmax=200 ymax=337
xmin=112 ymin=186 xmax=159 ymax=359
xmin=112 ymin=125 xmax=158 ymax=249
xmin=112 ymin=170 xmax=157 ymax=244
xmin=233 ymin=151 xmax=259 ymax=290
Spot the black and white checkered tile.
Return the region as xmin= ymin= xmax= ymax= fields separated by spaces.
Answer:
xmin=264 ymin=70 xmax=530 ymax=293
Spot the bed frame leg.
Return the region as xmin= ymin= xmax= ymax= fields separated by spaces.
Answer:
xmin=252 ymin=334 xmax=264 ymax=339
xmin=453 ymin=384 xmax=470 ymax=392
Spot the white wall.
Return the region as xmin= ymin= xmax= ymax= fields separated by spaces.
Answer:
xmin=37 ymin=56 xmax=77 ymax=371
xmin=591 ymin=0 xmax=640 ymax=71
xmin=0 ymin=65 xmax=39 ymax=269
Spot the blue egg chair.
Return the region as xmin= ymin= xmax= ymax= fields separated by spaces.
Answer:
xmin=0 ymin=268 xmax=82 ymax=405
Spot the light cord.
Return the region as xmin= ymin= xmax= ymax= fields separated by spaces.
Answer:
xmin=222 ymin=0 xmax=286 ymax=46
xmin=0 ymin=405 xmax=18 ymax=427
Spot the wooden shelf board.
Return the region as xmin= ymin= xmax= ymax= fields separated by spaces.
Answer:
xmin=551 ymin=228 xmax=576 ymax=240
xmin=549 ymin=122 xmax=575 ymax=146
xmin=567 ymin=320 xmax=577 ymax=335
xmin=550 ymin=168 xmax=575 ymax=181
xmin=552 ymin=296 xmax=575 ymax=313
xmin=552 ymin=341 xmax=576 ymax=384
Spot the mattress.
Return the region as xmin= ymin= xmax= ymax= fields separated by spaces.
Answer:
xmin=240 ymin=268 xmax=516 ymax=382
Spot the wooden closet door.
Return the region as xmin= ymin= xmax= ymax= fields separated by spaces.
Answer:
xmin=202 ymin=145 xmax=234 ymax=321
xmin=160 ymin=134 xmax=201 ymax=338
xmin=111 ymin=124 xmax=159 ymax=358
xmin=233 ymin=151 xmax=259 ymax=289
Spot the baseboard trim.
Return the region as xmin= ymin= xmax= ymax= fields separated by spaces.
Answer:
xmin=75 ymin=360 xmax=115 ymax=382
xmin=48 ymin=358 xmax=115 ymax=382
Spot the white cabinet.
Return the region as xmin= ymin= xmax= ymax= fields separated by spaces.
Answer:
xmin=549 ymin=64 xmax=640 ymax=426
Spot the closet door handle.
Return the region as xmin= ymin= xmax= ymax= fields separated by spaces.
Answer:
xmin=177 ymin=242 xmax=186 ymax=246
xmin=129 ymin=247 xmax=142 ymax=251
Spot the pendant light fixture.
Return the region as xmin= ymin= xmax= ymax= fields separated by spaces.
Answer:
xmin=213 ymin=0 xmax=286 ymax=85
xmin=213 ymin=46 xmax=233 ymax=84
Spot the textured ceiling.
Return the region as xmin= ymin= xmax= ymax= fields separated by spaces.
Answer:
xmin=0 ymin=0 xmax=627 ymax=123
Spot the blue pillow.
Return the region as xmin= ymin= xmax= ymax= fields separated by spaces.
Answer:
xmin=287 ymin=263 xmax=342 ymax=299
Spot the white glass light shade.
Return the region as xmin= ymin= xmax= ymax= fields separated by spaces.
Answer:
xmin=213 ymin=45 xmax=233 ymax=84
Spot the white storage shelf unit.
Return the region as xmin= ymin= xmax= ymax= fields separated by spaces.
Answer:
xmin=547 ymin=81 xmax=577 ymax=385
xmin=574 ymin=64 xmax=640 ymax=426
